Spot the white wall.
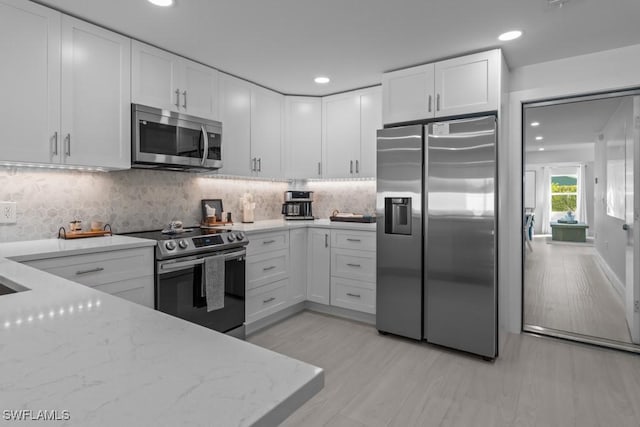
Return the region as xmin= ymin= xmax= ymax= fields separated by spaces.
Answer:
xmin=503 ymin=43 xmax=640 ymax=333
xmin=594 ymin=98 xmax=633 ymax=286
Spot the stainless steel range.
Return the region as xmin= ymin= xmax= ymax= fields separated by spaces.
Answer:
xmin=124 ymin=227 xmax=248 ymax=338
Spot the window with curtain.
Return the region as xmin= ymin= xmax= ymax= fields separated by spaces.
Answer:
xmin=550 ymin=174 xmax=578 ymax=221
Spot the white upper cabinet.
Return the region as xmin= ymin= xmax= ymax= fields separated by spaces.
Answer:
xmin=61 ymin=16 xmax=131 ymax=169
xmin=285 ymin=97 xmax=322 ymax=179
xmin=382 ymin=49 xmax=501 ymax=124
xmin=131 ymin=41 xmax=218 ymax=120
xmin=382 ymin=64 xmax=434 ymax=125
xmin=218 ymin=73 xmax=283 ymax=177
xmin=0 ymin=0 xmax=130 ymax=169
xmin=251 ymin=85 xmax=283 ymax=178
xmin=434 ymin=51 xmax=499 ymax=118
xmin=323 ymin=86 xmax=381 ymax=179
xmin=0 ymin=0 xmax=60 ymax=164
xmin=218 ymin=73 xmax=252 ymax=175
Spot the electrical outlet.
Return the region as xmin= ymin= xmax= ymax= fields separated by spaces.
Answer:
xmin=0 ymin=202 xmax=17 ymax=224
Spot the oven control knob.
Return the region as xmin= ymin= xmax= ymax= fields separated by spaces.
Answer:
xmin=226 ymin=233 xmax=236 ymax=242
xmin=178 ymin=240 xmax=188 ymax=249
xmin=165 ymin=241 xmax=177 ymax=250
xmin=235 ymin=232 xmax=245 ymax=241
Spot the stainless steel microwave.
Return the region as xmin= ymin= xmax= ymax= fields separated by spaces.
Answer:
xmin=132 ymin=104 xmax=222 ymax=171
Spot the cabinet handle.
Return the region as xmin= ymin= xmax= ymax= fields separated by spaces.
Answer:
xmin=318 ymin=162 xmax=321 ymax=176
xmin=263 ymin=297 xmax=276 ymax=304
xmin=436 ymin=94 xmax=441 ymax=111
xmin=182 ymin=90 xmax=187 ymax=109
xmin=51 ymin=132 xmax=58 ymax=156
xmin=252 ymin=157 xmax=256 ymax=171
xmin=350 ymin=160 xmax=353 ymax=174
xmin=257 ymin=158 xmax=262 ymax=172
xmin=346 ymin=238 xmax=361 ymax=242
xmin=346 ymin=263 xmax=361 ymax=268
xmin=263 ymin=265 xmax=276 ymax=271
xmin=175 ymin=89 xmax=180 ymax=109
xmin=75 ymin=267 xmax=104 ymax=276
xmin=346 ymin=293 xmax=361 ymax=298
xmin=325 ymin=234 xmax=328 ymax=248
xmin=64 ymin=134 xmax=71 ymax=156
xmin=263 ymin=239 xmax=276 ymax=244
xmin=428 ymin=95 xmax=432 ymax=113
xmin=355 ymin=160 xmax=359 ymax=174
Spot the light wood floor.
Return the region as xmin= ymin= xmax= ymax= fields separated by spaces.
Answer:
xmin=524 ymin=236 xmax=632 ymax=343
xmin=249 ymin=311 xmax=640 ymax=427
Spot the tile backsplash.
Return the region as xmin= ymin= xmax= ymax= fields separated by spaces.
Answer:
xmin=0 ymin=168 xmax=375 ymax=242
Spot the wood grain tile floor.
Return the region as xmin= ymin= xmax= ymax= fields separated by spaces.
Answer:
xmin=523 ymin=236 xmax=631 ymax=343
xmin=248 ymin=310 xmax=640 ymax=427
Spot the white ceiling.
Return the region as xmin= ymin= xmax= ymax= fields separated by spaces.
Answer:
xmin=35 ymin=0 xmax=640 ymax=96
xmin=523 ymin=97 xmax=624 ymax=152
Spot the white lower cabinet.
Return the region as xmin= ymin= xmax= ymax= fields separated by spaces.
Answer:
xmin=24 ymin=247 xmax=154 ymax=308
xmin=307 ymin=228 xmax=331 ymax=305
xmin=246 ymin=279 xmax=289 ymax=324
xmin=330 ymin=277 xmax=376 ymax=314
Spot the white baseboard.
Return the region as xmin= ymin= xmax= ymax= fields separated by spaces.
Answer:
xmin=304 ymin=301 xmax=376 ymax=325
xmin=246 ymin=302 xmax=306 ymax=336
xmin=594 ymin=251 xmax=625 ymax=299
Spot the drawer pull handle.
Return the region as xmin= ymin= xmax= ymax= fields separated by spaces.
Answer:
xmin=346 ymin=263 xmax=361 ymax=268
xmin=346 ymin=238 xmax=361 ymax=242
xmin=75 ymin=267 xmax=104 ymax=276
xmin=263 ymin=265 xmax=276 ymax=271
xmin=346 ymin=293 xmax=361 ymax=298
xmin=263 ymin=240 xmax=276 ymax=244
xmin=263 ymin=297 xmax=276 ymax=304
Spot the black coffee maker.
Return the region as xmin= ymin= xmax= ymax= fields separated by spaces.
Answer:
xmin=282 ymin=191 xmax=314 ymax=220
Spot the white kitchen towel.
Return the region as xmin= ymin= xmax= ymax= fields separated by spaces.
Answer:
xmin=204 ymin=256 xmax=225 ymax=312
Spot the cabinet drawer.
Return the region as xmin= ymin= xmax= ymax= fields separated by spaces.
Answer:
xmin=93 ymin=276 xmax=154 ymax=308
xmin=246 ymin=249 xmax=289 ymax=290
xmin=331 ymin=248 xmax=375 ymax=282
xmin=331 ymin=230 xmax=375 ymax=251
xmin=246 ymin=279 xmax=288 ymax=323
xmin=24 ymin=248 xmax=153 ymax=286
xmin=246 ymin=231 xmax=289 ymax=256
xmin=331 ymin=277 xmax=376 ymax=314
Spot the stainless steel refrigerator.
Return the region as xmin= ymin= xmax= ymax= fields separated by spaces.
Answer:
xmin=376 ymin=116 xmax=498 ymax=359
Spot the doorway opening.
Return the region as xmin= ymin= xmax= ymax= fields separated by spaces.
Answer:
xmin=522 ymin=90 xmax=640 ymax=352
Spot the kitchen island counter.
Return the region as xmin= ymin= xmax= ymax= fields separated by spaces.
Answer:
xmin=0 ymin=238 xmax=323 ymax=426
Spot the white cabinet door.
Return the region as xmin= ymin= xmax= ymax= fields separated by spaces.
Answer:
xmin=0 ymin=0 xmax=60 ymax=164
xmin=285 ymin=97 xmax=322 ymax=179
xmin=359 ymin=87 xmax=381 ymax=177
xmin=323 ymin=92 xmax=361 ymax=178
xmin=307 ymin=228 xmax=331 ymax=305
xmin=182 ymin=60 xmax=219 ymax=120
xmin=218 ymin=73 xmax=252 ymax=175
xmin=434 ymin=50 xmax=499 ymax=117
xmin=60 ymin=16 xmax=130 ymax=169
xmin=131 ymin=41 xmax=180 ymax=112
xmin=382 ymin=63 xmax=434 ymax=125
xmin=251 ymin=85 xmax=283 ymax=177
xmin=289 ymin=228 xmax=307 ymax=304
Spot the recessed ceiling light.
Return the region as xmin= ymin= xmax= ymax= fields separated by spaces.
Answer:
xmin=314 ymin=76 xmax=330 ymax=84
xmin=535 ymin=136 xmax=544 ymax=141
xmin=530 ymin=121 xmax=540 ymax=127
xmin=539 ymin=147 xmax=545 ymax=151
xmin=498 ymin=30 xmax=522 ymax=41
xmin=148 ymin=0 xmax=173 ymax=6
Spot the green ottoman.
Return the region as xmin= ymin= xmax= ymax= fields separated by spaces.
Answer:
xmin=550 ymin=222 xmax=589 ymax=242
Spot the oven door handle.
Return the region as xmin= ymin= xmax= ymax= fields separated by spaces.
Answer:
xmin=159 ymin=258 xmax=205 ymax=274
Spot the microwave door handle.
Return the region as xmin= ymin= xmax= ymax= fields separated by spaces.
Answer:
xmin=201 ymin=125 xmax=209 ymax=166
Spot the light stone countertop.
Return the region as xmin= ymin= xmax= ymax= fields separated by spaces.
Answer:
xmin=220 ymin=218 xmax=377 ymax=234
xmin=0 ymin=236 xmax=323 ymax=426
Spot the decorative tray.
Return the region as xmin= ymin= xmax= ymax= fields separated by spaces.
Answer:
xmin=58 ymin=224 xmax=112 ymax=239
xmin=329 ymin=215 xmax=376 ymax=223
xmin=200 ymin=221 xmax=234 ymax=229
